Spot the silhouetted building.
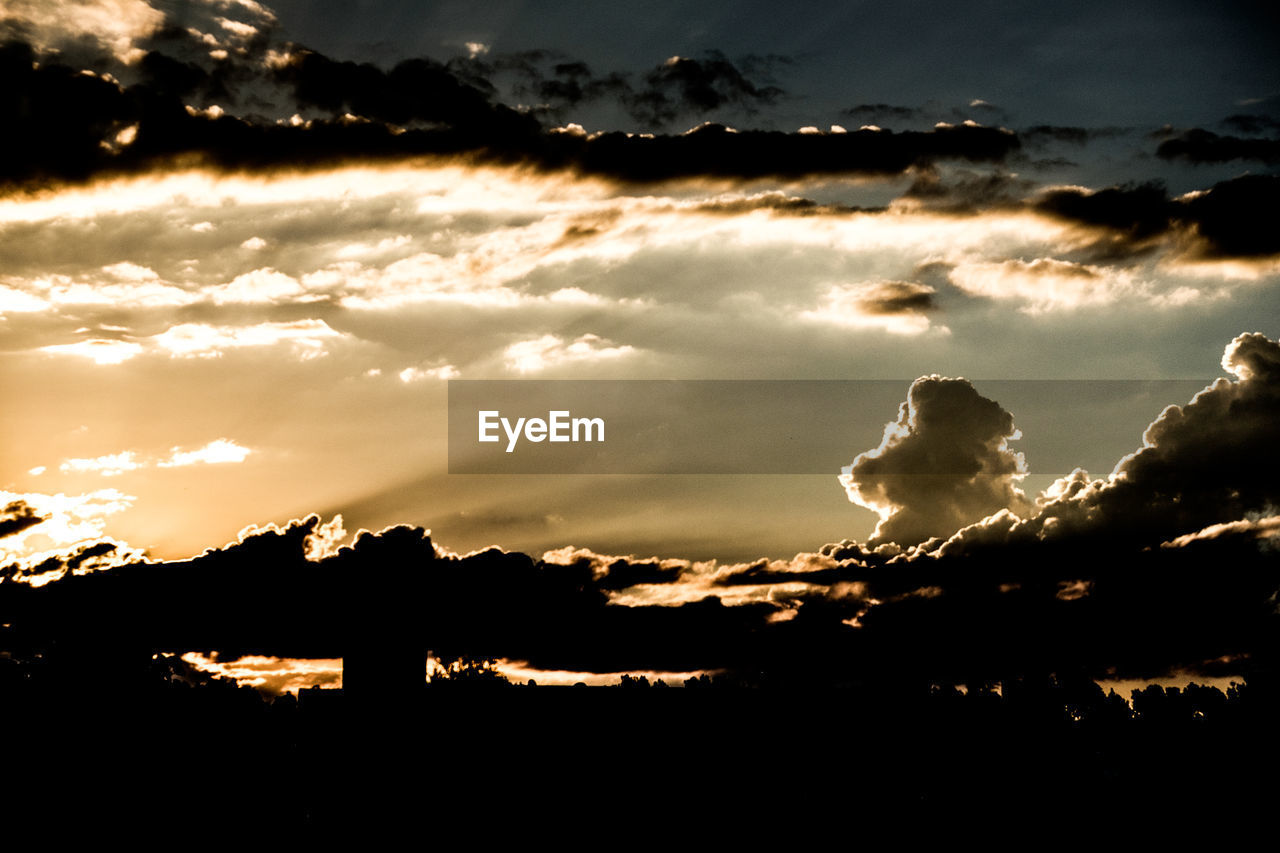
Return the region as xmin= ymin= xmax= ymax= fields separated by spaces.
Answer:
xmin=340 ymin=552 xmax=426 ymax=706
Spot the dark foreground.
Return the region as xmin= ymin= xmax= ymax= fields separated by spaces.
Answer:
xmin=7 ymin=677 xmax=1278 ymax=839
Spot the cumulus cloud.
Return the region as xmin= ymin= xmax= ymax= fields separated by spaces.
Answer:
xmin=840 ymin=376 xmax=1030 ymax=546
xmin=936 ymin=331 xmax=1280 ymax=552
xmin=1071 ymin=332 xmax=1280 ymax=538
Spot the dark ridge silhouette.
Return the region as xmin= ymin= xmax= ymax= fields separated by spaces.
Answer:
xmin=5 ymin=642 xmax=1278 ymax=837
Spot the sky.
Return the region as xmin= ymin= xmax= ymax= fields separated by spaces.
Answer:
xmin=1 ymin=0 xmax=1277 ymax=687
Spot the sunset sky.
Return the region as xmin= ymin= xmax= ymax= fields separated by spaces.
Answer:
xmin=1 ymin=1 xmax=1277 ymax=687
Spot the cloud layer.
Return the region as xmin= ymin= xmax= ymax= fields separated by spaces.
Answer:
xmin=6 ymin=333 xmax=1278 ymax=686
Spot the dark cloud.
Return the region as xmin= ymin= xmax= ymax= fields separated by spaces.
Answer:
xmin=1178 ymin=173 xmax=1280 ymax=258
xmin=1156 ymin=128 xmax=1280 ymax=165
xmin=688 ymin=191 xmax=874 ymax=216
xmin=550 ymin=209 xmax=623 ymax=246
xmin=0 ymin=517 xmax=769 ymax=674
xmin=540 ymin=64 xmax=630 ymax=111
xmin=446 ymin=48 xmax=786 ymax=129
xmin=1222 ymin=113 xmax=1280 ymax=136
xmin=0 ymin=34 xmax=1020 ymax=192
xmin=1035 ymin=180 xmax=1171 ymax=242
xmin=1023 ymin=156 xmax=1079 ymax=171
xmin=442 ymin=48 xmax=630 ymax=113
xmin=137 ymin=50 xmax=212 ymax=99
xmin=854 ymin=281 xmax=938 ymax=315
xmin=840 ymin=376 xmax=1031 ymax=547
xmin=902 ymin=167 xmax=1032 ymax=211
xmin=1019 ymin=125 xmax=1128 ymax=146
xmin=841 ymin=103 xmax=920 ymax=124
xmin=543 ymin=547 xmax=689 ymax=591
xmin=841 ymin=101 xmax=1016 ymax=131
xmin=557 ymin=122 xmax=1020 ymax=183
xmin=0 ymin=500 xmax=45 ymax=538
xmin=0 ymin=40 xmax=132 ymax=185
xmin=735 ymin=52 xmax=796 ymax=81
xmin=0 ymin=538 xmax=131 ymax=583
xmin=274 ymin=50 xmax=524 ymax=133
xmin=709 ymin=557 xmax=857 ymax=589
xmin=627 ymin=51 xmax=785 ymax=126
xmin=1023 ymin=125 xmax=1090 ymax=146
xmin=1032 ymin=175 xmax=1280 ymax=259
